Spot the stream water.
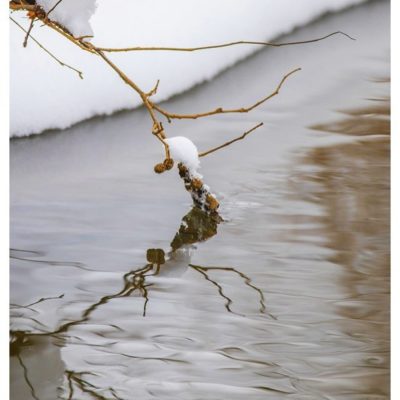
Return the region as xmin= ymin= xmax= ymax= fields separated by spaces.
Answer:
xmin=10 ymin=1 xmax=390 ymax=399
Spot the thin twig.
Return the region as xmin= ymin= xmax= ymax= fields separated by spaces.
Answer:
xmin=9 ymin=3 xmax=308 ymax=165
xmin=152 ymin=68 xmax=301 ymax=120
xmin=10 ymin=16 xmax=84 ymax=79
xmin=94 ymin=49 xmax=160 ymax=125
xmin=146 ymin=79 xmax=160 ymax=97
xmin=96 ymin=31 xmax=355 ymax=53
xmin=46 ymin=0 xmax=64 ymax=18
xmin=22 ymin=17 xmax=35 ymax=47
xmin=199 ymin=122 xmax=263 ymax=158
xmin=39 ymin=16 xmax=96 ymax=52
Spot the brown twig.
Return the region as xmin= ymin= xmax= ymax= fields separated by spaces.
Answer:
xmin=10 ymin=16 xmax=84 ymax=79
xmin=93 ymin=48 xmax=171 ymax=158
xmin=9 ymin=2 xmax=313 ymax=165
xmin=9 ymin=2 xmax=37 ymax=12
xmin=22 ymin=16 xmax=35 ymax=47
xmin=94 ymin=49 xmax=158 ymax=124
xmin=146 ymin=79 xmax=160 ymax=97
xmin=46 ymin=0 xmax=64 ymax=18
xmin=95 ymin=31 xmax=355 ymax=53
xmin=199 ymin=122 xmax=263 ymax=158
xmin=152 ymin=68 xmax=301 ymax=120
xmin=40 ymin=16 xmax=96 ymax=52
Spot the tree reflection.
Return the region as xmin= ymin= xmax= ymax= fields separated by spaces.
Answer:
xmin=10 ymin=206 xmax=269 ymax=399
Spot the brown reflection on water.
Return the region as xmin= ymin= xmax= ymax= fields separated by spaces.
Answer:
xmin=310 ymin=98 xmax=390 ymax=136
xmin=290 ymin=97 xmax=390 ymax=397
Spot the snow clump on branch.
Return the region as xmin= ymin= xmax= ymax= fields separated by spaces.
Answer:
xmin=37 ymin=0 xmax=97 ymax=38
xmin=165 ymin=136 xmax=201 ymax=176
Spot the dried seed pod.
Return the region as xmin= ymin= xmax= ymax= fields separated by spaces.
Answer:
xmin=163 ymin=158 xmax=174 ymax=170
xmin=154 ymin=163 xmax=166 ymax=174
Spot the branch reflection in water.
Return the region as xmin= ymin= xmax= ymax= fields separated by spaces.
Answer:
xmin=10 ymin=206 xmax=270 ymax=399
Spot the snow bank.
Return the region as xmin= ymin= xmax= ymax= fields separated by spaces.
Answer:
xmin=37 ymin=0 xmax=97 ymax=38
xmin=10 ymin=0 xmax=367 ymax=137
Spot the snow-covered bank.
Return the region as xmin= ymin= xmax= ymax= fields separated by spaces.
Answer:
xmin=10 ymin=0 xmax=367 ymax=137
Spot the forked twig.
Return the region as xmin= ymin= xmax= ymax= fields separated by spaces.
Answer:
xmin=10 ymin=16 xmax=84 ymax=79
xmin=10 ymin=2 xmax=350 ymax=165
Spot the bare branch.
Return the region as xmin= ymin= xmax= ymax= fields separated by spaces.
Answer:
xmin=96 ymin=31 xmax=355 ymax=53
xmin=10 ymin=16 xmax=84 ymax=79
xmin=199 ymin=122 xmax=263 ymax=158
xmin=152 ymin=68 xmax=301 ymax=120
xmin=94 ymin=49 xmax=159 ymax=124
xmin=9 ymin=2 xmax=37 ymax=12
xmin=42 ymin=17 xmax=95 ymax=52
xmin=9 ymin=2 xmax=307 ymax=182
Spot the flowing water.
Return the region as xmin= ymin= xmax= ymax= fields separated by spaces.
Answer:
xmin=10 ymin=1 xmax=390 ymax=399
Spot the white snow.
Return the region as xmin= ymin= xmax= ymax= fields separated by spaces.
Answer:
xmin=10 ymin=0 xmax=367 ymax=137
xmin=36 ymin=0 xmax=97 ymax=38
xmin=165 ymin=136 xmax=200 ymax=174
